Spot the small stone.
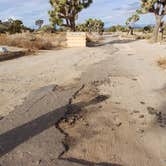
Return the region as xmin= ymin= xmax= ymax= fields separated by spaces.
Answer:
xmin=147 ymin=107 xmax=156 ymax=115
xmin=36 ymin=159 xmax=42 ymax=165
xmin=139 ymin=114 xmax=144 ymax=118
xmin=137 ymin=129 xmax=144 ymax=133
xmin=133 ymin=110 xmax=140 ymax=114
xmin=80 ymin=117 xmax=84 ymax=121
xmin=68 ymin=118 xmax=75 ymax=125
xmin=140 ymin=101 xmax=145 ymax=105
xmin=116 ymin=122 xmax=122 ymax=127
xmin=139 ymin=129 xmax=144 ymax=133
xmin=0 ymin=116 xmax=4 ymax=121
xmin=84 ymin=123 xmax=89 ymax=127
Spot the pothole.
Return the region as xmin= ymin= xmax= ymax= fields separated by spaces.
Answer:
xmin=55 ymin=83 xmax=110 ymax=159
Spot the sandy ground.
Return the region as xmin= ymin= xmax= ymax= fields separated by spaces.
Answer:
xmin=0 ymin=35 xmax=166 ymax=166
xmin=0 ymin=44 xmax=116 ymax=116
xmin=61 ymin=37 xmax=166 ymax=166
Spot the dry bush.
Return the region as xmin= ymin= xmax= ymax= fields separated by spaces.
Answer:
xmin=0 ymin=34 xmax=53 ymax=50
xmin=86 ymin=32 xmax=103 ymax=42
xmin=36 ymin=32 xmax=67 ymax=47
xmin=135 ymin=33 xmax=152 ymax=40
xmin=157 ymin=58 xmax=166 ymax=69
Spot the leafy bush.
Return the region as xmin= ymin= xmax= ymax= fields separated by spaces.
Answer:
xmin=108 ymin=26 xmax=116 ymax=32
xmin=40 ymin=25 xmax=55 ymax=33
xmin=0 ymin=19 xmax=33 ymax=34
xmin=76 ymin=18 xmax=104 ymax=34
xmin=108 ymin=25 xmax=127 ymax=32
xmin=8 ymin=20 xmax=23 ymax=34
xmin=143 ymin=25 xmax=153 ymax=33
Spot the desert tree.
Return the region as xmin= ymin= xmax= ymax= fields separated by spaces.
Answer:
xmin=77 ymin=18 xmax=104 ymax=34
xmin=126 ymin=14 xmax=140 ymax=35
xmin=86 ymin=18 xmax=104 ymax=34
xmin=35 ymin=19 xmax=44 ymax=29
xmin=137 ymin=0 xmax=166 ymax=42
xmin=159 ymin=21 xmax=165 ymax=40
xmin=7 ymin=19 xmax=23 ymax=34
xmin=48 ymin=0 xmax=93 ymax=31
xmin=76 ymin=23 xmax=87 ymax=32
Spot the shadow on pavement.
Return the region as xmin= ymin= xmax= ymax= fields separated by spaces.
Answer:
xmin=0 ymin=95 xmax=109 ymax=158
xmin=61 ymin=158 xmax=122 ymax=166
xmin=87 ymin=39 xmax=136 ymax=47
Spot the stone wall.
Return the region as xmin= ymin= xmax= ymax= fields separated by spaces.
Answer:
xmin=66 ymin=32 xmax=86 ymax=47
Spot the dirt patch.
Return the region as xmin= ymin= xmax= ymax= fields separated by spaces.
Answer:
xmin=57 ymin=84 xmax=112 ymax=161
xmin=157 ymin=58 xmax=166 ymax=69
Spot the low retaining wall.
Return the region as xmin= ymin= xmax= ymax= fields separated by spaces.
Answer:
xmin=66 ymin=32 xmax=86 ymax=47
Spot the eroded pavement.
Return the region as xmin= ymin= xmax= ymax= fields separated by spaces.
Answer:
xmin=0 ymin=36 xmax=166 ymax=166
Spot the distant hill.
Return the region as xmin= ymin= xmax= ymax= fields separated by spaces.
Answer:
xmin=105 ymin=24 xmax=155 ymax=31
xmin=134 ymin=23 xmax=155 ymax=29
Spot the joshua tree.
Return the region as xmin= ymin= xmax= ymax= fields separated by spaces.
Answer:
xmin=76 ymin=18 xmax=104 ymax=34
xmin=7 ymin=19 xmax=23 ymax=34
xmin=86 ymin=18 xmax=104 ymax=34
xmin=76 ymin=23 xmax=87 ymax=32
xmin=126 ymin=14 xmax=140 ymax=35
xmin=159 ymin=21 xmax=165 ymax=40
xmin=35 ymin=19 xmax=44 ymax=29
xmin=49 ymin=0 xmax=93 ymax=31
xmin=137 ymin=0 xmax=166 ymax=42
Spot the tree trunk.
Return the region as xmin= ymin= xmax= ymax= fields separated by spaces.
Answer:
xmin=153 ymin=15 xmax=162 ymax=42
xmin=131 ymin=28 xmax=134 ymax=35
xmin=161 ymin=31 xmax=164 ymax=41
xmin=70 ymin=19 xmax=76 ymax=31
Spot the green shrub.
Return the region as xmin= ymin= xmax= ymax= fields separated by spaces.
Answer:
xmin=76 ymin=18 xmax=104 ymax=34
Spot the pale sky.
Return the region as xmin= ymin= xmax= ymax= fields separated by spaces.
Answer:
xmin=0 ymin=0 xmax=158 ymax=28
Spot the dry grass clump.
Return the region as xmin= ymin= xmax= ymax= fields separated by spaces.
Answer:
xmin=157 ymin=58 xmax=166 ymax=69
xmin=0 ymin=34 xmax=53 ymax=50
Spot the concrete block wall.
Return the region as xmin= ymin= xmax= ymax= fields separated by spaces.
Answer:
xmin=66 ymin=32 xmax=86 ymax=47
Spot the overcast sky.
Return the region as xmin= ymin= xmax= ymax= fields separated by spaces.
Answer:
xmin=0 ymin=0 xmax=157 ymax=28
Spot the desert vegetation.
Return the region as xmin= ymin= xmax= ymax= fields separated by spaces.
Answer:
xmin=126 ymin=14 xmax=140 ymax=35
xmin=76 ymin=18 xmax=104 ymax=34
xmin=1 ymin=1 xmax=166 ymax=166
xmin=0 ymin=34 xmax=53 ymax=50
xmin=0 ymin=19 xmax=33 ymax=34
xmin=0 ymin=0 xmax=166 ymax=52
xmin=108 ymin=1 xmax=166 ymax=42
xmin=49 ymin=0 xmax=93 ymax=31
xmin=35 ymin=19 xmax=44 ymax=30
xmin=136 ymin=0 xmax=166 ymax=42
